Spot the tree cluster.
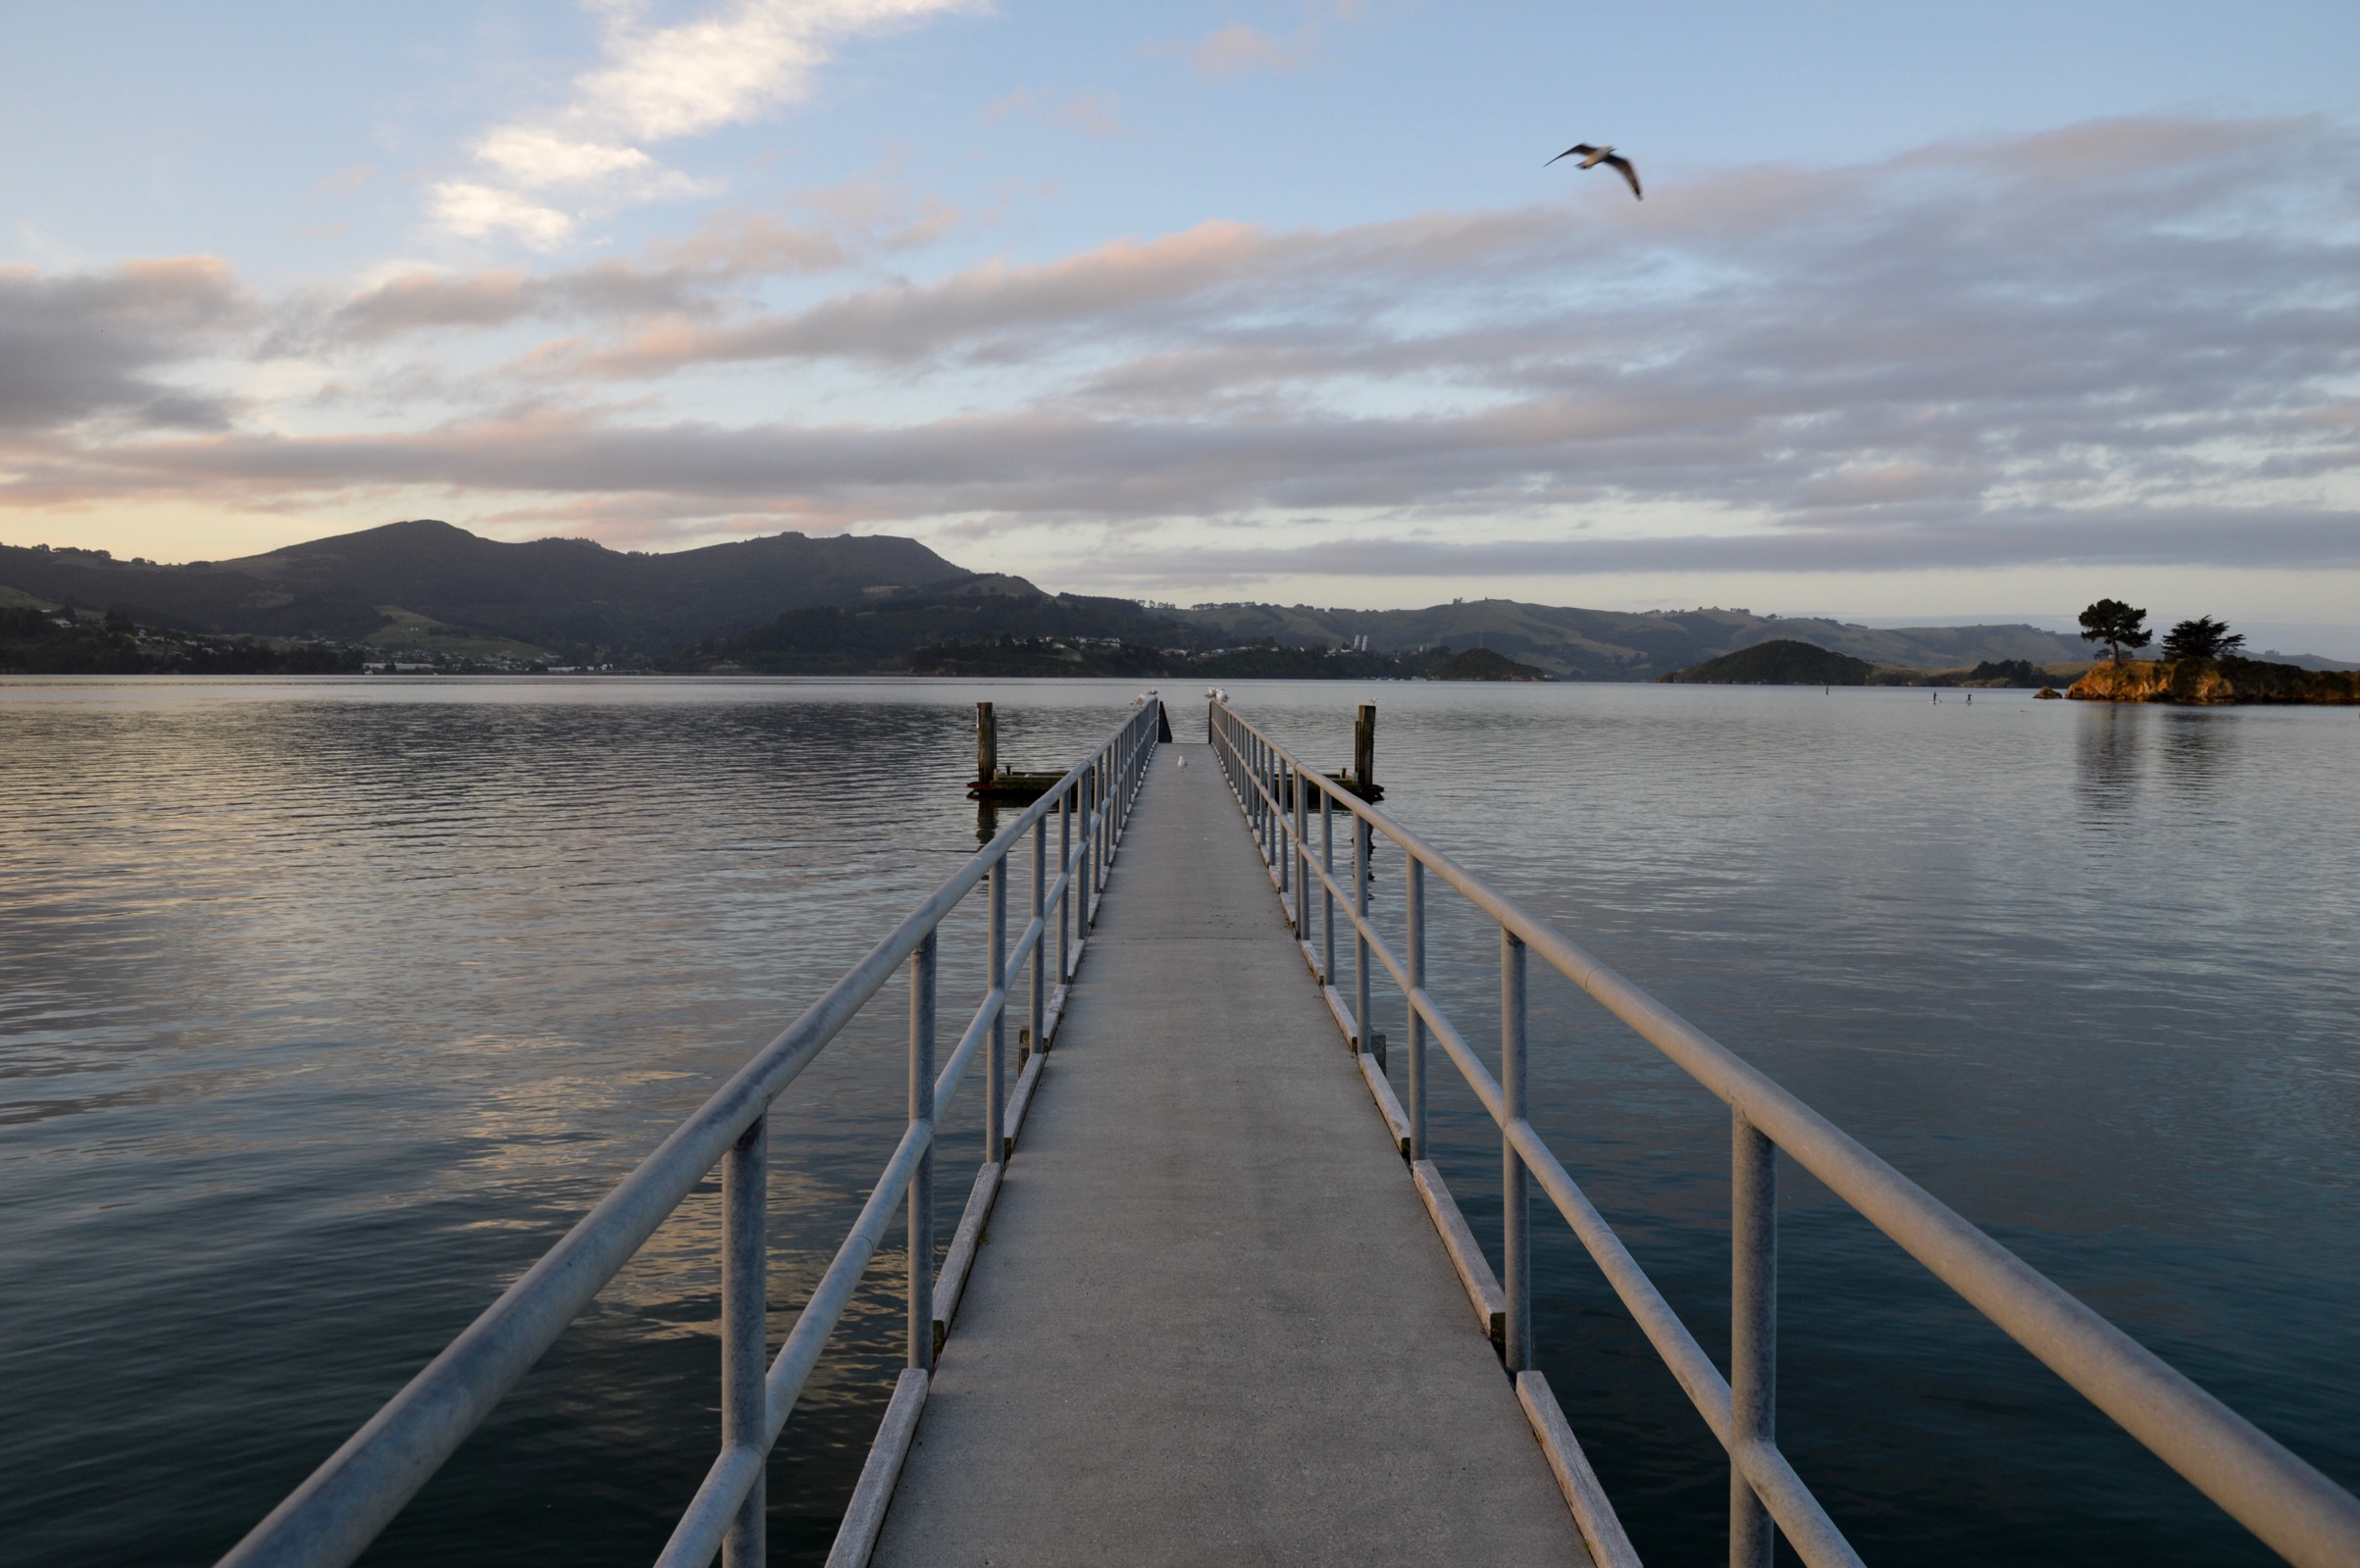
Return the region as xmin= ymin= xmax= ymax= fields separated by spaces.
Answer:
xmin=2079 ymin=602 xmax=2247 ymax=666
xmin=2158 ymin=616 xmax=2245 ymax=662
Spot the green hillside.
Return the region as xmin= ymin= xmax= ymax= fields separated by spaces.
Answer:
xmin=1178 ymin=599 xmax=2089 ymax=680
xmin=13 ymin=521 xmax=2305 ymax=681
xmin=1659 ymin=639 xmax=1875 ymax=684
xmin=0 ymin=521 xmax=966 ymax=658
xmin=677 ymin=577 xmax=1190 ymax=674
xmin=1431 ymin=647 xmax=1550 ymax=681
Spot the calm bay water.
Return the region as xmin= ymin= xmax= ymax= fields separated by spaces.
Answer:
xmin=2 ymin=677 xmax=2354 ymax=1566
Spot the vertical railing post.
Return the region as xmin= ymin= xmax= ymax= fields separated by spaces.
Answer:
xmin=1292 ymin=761 xmax=1308 ymax=936
xmin=1081 ymin=767 xmax=1097 ymax=930
xmin=1354 ymin=813 xmax=1371 ymax=1048
xmin=721 ymin=1113 xmax=767 ymax=1568
xmin=1406 ymin=858 xmax=1426 ymax=1159
xmin=1057 ymin=784 xmax=1073 ymax=983
xmin=1266 ymin=744 xmax=1278 ymax=868
xmin=1277 ymin=759 xmax=1291 ymax=897
xmin=1249 ymin=734 xmax=1261 ymax=851
xmin=1030 ymin=812 xmax=1047 ymax=1054
xmin=1502 ymin=929 xmax=1530 ymax=1373
xmin=1731 ymin=1111 xmax=1778 ymax=1568
xmin=988 ymin=851 xmax=1007 ymax=1161
xmin=1320 ymin=790 xmax=1336 ymax=986
xmin=1264 ymin=743 xmax=1276 ymax=868
xmin=1255 ymin=740 xmax=1274 ymax=863
xmin=908 ymin=931 xmax=937 ymax=1375
xmin=1278 ymin=757 xmax=1289 ymax=881
xmin=1260 ymin=738 xmax=1272 ymax=859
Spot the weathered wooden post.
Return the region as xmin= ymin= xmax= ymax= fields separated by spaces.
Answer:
xmin=1354 ymin=704 xmax=1375 ymax=798
xmin=976 ymin=701 xmax=998 ymax=789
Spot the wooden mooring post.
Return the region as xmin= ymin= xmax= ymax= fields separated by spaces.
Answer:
xmin=969 ymin=700 xmax=1064 ymax=803
xmin=1318 ymin=702 xmax=1383 ymax=803
xmin=975 ymin=702 xmax=998 ymax=790
xmin=1354 ymin=703 xmax=1376 ymax=799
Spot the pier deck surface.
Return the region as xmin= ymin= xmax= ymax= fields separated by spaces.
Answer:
xmin=873 ymin=741 xmax=1584 ymax=1566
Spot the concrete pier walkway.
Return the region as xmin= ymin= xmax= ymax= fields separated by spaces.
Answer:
xmin=873 ymin=741 xmax=1584 ymax=1566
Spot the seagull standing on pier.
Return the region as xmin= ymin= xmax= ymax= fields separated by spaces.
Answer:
xmin=1546 ymin=142 xmax=1642 ymax=200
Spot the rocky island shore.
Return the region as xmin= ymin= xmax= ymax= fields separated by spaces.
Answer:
xmin=2069 ymin=656 xmax=2360 ymax=704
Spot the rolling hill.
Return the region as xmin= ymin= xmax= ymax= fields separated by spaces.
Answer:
xmin=1177 ymin=600 xmax=2092 ymax=681
xmin=0 ymin=520 xmax=2207 ymax=679
xmin=0 ymin=521 xmax=967 ymax=657
xmin=1658 ymin=639 xmax=1876 ymax=684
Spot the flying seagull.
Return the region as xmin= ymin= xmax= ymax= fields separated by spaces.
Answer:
xmin=1546 ymin=142 xmax=1641 ymax=200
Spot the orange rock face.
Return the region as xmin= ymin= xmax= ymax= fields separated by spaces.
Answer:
xmin=2067 ymin=657 xmax=2360 ymax=704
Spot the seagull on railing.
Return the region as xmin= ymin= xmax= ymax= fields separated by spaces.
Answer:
xmin=1546 ymin=142 xmax=1641 ymax=200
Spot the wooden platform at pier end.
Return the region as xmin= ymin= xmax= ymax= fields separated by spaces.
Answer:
xmin=872 ymin=742 xmax=1586 ymax=1567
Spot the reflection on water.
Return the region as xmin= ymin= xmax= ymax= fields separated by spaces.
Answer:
xmin=0 ymin=678 xmax=1139 ymax=1568
xmin=2 ymin=678 xmax=2355 ymax=1568
xmin=1247 ymin=684 xmax=2360 ymax=1567
xmin=2157 ymin=708 xmax=2233 ymax=798
xmin=2075 ymin=701 xmax=2143 ymax=819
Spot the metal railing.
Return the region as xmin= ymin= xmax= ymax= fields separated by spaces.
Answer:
xmin=1208 ymin=698 xmax=2360 ymax=1568
xmin=217 ymin=701 xmax=1163 ymax=1568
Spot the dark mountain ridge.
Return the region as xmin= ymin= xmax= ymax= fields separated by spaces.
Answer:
xmin=1179 ymin=599 xmax=2098 ymax=680
xmin=679 ymin=576 xmax=1193 ymax=674
xmin=12 ymin=519 xmax=2343 ymax=679
xmin=0 ymin=521 xmax=966 ymax=655
xmin=1660 ymin=639 xmax=1876 ymax=685
xmin=230 ymin=521 xmax=964 ymax=649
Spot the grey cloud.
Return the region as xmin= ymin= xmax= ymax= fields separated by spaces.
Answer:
xmin=0 ymin=258 xmax=246 ymax=430
xmin=577 ymin=206 xmax=1577 ymax=372
xmin=13 ymin=395 xmax=2352 ymax=574
xmin=540 ymin=117 xmax=2360 ymax=561
xmin=322 ymin=262 xmax=710 ymax=343
xmin=7 ymin=116 xmax=2358 ymax=583
xmin=1045 ymin=508 xmax=2360 ymax=589
xmin=291 ymin=186 xmax=954 ymax=350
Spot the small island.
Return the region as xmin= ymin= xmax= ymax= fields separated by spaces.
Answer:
xmin=1428 ymin=646 xmax=1551 ymax=682
xmin=2068 ymin=657 xmax=2360 ymax=704
xmin=1658 ymin=638 xmax=1874 ymax=685
xmin=2066 ymin=605 xmax=2360 ymax=704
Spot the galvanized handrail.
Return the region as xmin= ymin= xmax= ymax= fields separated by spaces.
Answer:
xmin=217 ymin=701 xmax=1164 ymax=1568
xmin=1207 ymin=698 xmax=2360 ymax=1568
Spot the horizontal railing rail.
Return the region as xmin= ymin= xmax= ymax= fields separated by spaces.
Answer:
xmin=218 ymin=701 xmax=1163 ymax=1568
xmin=1208 ymin=697 xmax=2360 ymax=1568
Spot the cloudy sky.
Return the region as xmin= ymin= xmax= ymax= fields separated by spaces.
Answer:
xmin=4 ymin=2 xmax=2357 ymax=644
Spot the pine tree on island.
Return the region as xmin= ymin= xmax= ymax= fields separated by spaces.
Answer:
xmin=2078 ymin=599 xmax=2152 ymax=663
xmin=2160 ymin=616 xmax=2245 ymax=663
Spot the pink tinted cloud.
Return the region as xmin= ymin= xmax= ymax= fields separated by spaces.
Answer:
xmin=4 ymin=117 xmax=2356 ymax=582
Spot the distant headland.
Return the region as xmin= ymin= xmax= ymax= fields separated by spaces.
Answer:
xmin=1654 ymin=608 xmax=2360 ymax=703
xmin=2062 ymin=602 xmax=2360 ymax=704
xmin=6 ymin=523 xmax=2355 ymax=683
xmin=1656 ymin=637 xmax=2084 ymax=689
